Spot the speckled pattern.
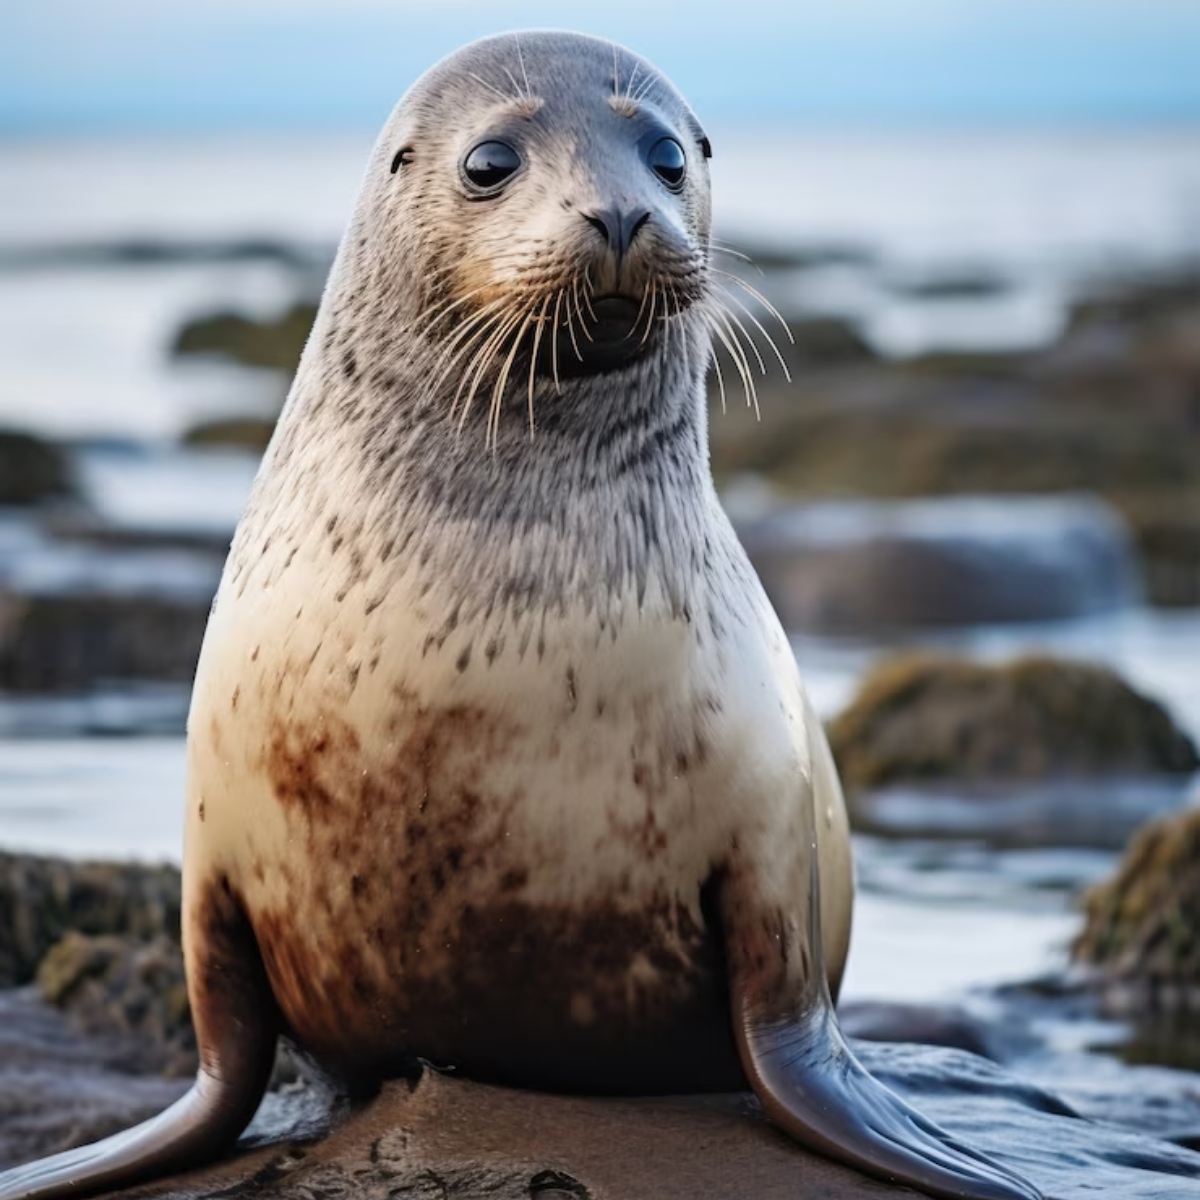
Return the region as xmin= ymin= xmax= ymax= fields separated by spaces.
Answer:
xmin=177 ymin=32 xmax=854 ymax=1103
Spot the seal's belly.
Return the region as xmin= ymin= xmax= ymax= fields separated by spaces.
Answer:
xmin=209 ymin=661 xmax=748 ymax=1092
xmin=188 ymin=556 xmax=831 ymax=1095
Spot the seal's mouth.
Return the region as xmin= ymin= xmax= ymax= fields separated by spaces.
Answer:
xmin=543 ymin=292 xmax=653 ymax=378
xmin=588 ymin=295 xmax=642 ymax=344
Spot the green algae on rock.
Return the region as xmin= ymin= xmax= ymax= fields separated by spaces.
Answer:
xmin=37 ymin=932 xmax=195 ymax=1077
xmin=829 ymin=654 xmax=1199 ymax=790
xmin=0 ymin=853 xmax=180 ymax=988
xmin=180 ymin=416 xmax=277 ymax=453
xmin=1073 ymin=805 xmax=1200 ymax=1012
xmin=170 ymin=302 xmax=317 ymax=374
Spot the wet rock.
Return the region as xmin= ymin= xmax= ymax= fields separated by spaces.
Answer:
xmin=0 ymin=430 xmax=76 ymax=507
xmin=0 ymin=519 xmax=221 ymax=692
xmin=784 ymin=316 xmax=877 ymax=368
xmin=180 ymin=416 xmax=276 ymax=453
xmin=171 ymin=302 xmax=317 ymax=374
xmin=829 ymin=654 xmax=1199 ymax=790
xmin=1067 ymin=271 xmax=1200 ymax=334
xmin=6 ymin=1053 xmax=1197 ymax=1200
xmin=885 ymin=268 xmax=1016 ymax=301
xmin=36 ymin=933 xmax=194 ymax=1077
xmin=1073 ymin=805 xmax=1200 ymax=1013
xmin=737 ymin=495 xmax=1139 ymax=633
xmin=0 ymin=987 xmax=189 ymax=1169
xmin=1118 ymin=495 xmax=1200 ymax=609
xmin=0 ymin=590 xmax=213 ymax=692
xmin=839 ymin=1000 xmax=997 ymax=1059
xmin=0 ymin=852 xmax=180 ymax=988
xmin=721 ymin=238 xmax=879 ymax=271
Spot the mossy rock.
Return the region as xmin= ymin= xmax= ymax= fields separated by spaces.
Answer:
xmin=713 ymin=406 xmax=1200 ymax=499
xmin=181 ymin=416 xmax=277 ymax=453
xmin=1073 ymin=805 xmax=1200 ymax=1009
xmin=0 ymin=429 xmax=76 ymax=507
xmin=0 ymin=853 xmax=180 ymax=987
xmin=828 ymin=654 xmax=1199 ymax=790
xmin=37 ymin=931 xmax=195 ymax=1077
xmin=0 ymin=590 xmax=212 ymax=692
xmin=1116 ymin=492 xmax=1200 ymax=608
xmin=171 ymin=301 xmax=317 ymax=373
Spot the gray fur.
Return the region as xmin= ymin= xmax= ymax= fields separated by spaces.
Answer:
xmin=227 ymin=32 xmax=736 ymax=652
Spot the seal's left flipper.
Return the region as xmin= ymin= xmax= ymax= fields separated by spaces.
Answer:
xmin=721 ymin=865 xmax=1043 ymax=1200
xmin=0 ymin=877 xmax=277 ymax=1200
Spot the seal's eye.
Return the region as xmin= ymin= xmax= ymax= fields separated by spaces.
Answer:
xmin=462 ymin=141 xmax=522 ymax=193
xmin=648 ymin=137 xmax=686 ymax=190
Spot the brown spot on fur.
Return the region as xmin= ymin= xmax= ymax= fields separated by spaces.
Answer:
xmin=231 ymin=685 xmax=240 ymax=712
xmin=249 ymin=887 xmax=736 ymax=1095
xmin=499 ymin=866 xmax=529 ymax=892
xmin=240 ymin=692 xmax=743 ymax=1094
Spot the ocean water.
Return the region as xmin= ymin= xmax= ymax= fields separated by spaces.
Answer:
xmin=1 ymin=128 xmax=1199 ymax=436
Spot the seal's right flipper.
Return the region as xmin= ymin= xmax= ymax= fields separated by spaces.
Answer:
xmin=0 ymin=877 xmax=277 ymax=1200
xmin=720 ymin=862 xmax=1043 ymax=1200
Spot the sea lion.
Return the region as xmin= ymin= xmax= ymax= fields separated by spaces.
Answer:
xmin=0 ymin=31 xmax=1040 ymax=1200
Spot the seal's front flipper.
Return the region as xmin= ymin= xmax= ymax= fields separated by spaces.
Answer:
xmin=0 ymin=877 xmax=277 ymax=1200
xmin=721 ymin=865 xmax=1042 ymax=1200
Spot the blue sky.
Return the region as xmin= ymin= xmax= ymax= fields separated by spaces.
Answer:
xmin=3 ymin=0 xmax=1200 ymax=132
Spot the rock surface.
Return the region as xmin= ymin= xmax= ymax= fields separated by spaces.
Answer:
xmin=0 ymin=430 xmax=77 ymax=507
xmin=36 ymin=932 xmax=194 ymax=1076
xmin=0 ymin=517 xmax=221 ymax=692
xmin=828 ymin=654 xmax=1199 ymax=790
xmin=171 ymin=302 xmax=317 ymax=374
xmin=0 ymin=988 xmax=188 ymax=1169
xmin=1073 ymin=805 xmax=1200 ymax=1012
xmin=0 ymin=852 xmax=180 ymax=988
xmin=4 ymin=1042 xmax=1198 ymax=1200
xmin=736 ymin=495 xmax=1138 ymax=633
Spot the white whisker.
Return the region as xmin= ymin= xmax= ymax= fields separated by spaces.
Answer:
xmin=716 ymin=283 xmax=792 ymax=381
xmin=711 ymin=268 xmax=795 ymax=344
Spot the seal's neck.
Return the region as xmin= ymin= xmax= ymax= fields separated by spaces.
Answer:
xmin=242 ymin=313 xmax=723 ymax=629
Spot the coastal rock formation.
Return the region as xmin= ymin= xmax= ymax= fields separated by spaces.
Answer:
xmin=0 ymin=853 xmax=180 ymax=988
xmin=171 ymin=302 xmax=317 ymax=374
xmin=0 ymin=430 xmax=76 ymax=507
xmin=1073 ymin=804 xmax=1200 ymax=1012
xmin=737 ymin=495 xmax=1138 ymax=633
xmin=36 ymin=932 xmax=194 ymax=1077
xmin=6 ymin=1044 xmax=1200 ymax=1200
xmin=828 ymin=654 xmax=1199 ymax=790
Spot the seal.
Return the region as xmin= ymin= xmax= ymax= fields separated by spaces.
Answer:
xmin=0 ymin=32 xmax=1040 ymax=1200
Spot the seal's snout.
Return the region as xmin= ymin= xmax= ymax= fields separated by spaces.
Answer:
xmin=581 ymin=205 xmax=652 ymax=263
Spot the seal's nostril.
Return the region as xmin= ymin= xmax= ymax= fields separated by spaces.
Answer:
xmin=582 ymin=212 xmax=612 ymax=246
xmin=581 ymin=206 xmax=652 ymax=259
